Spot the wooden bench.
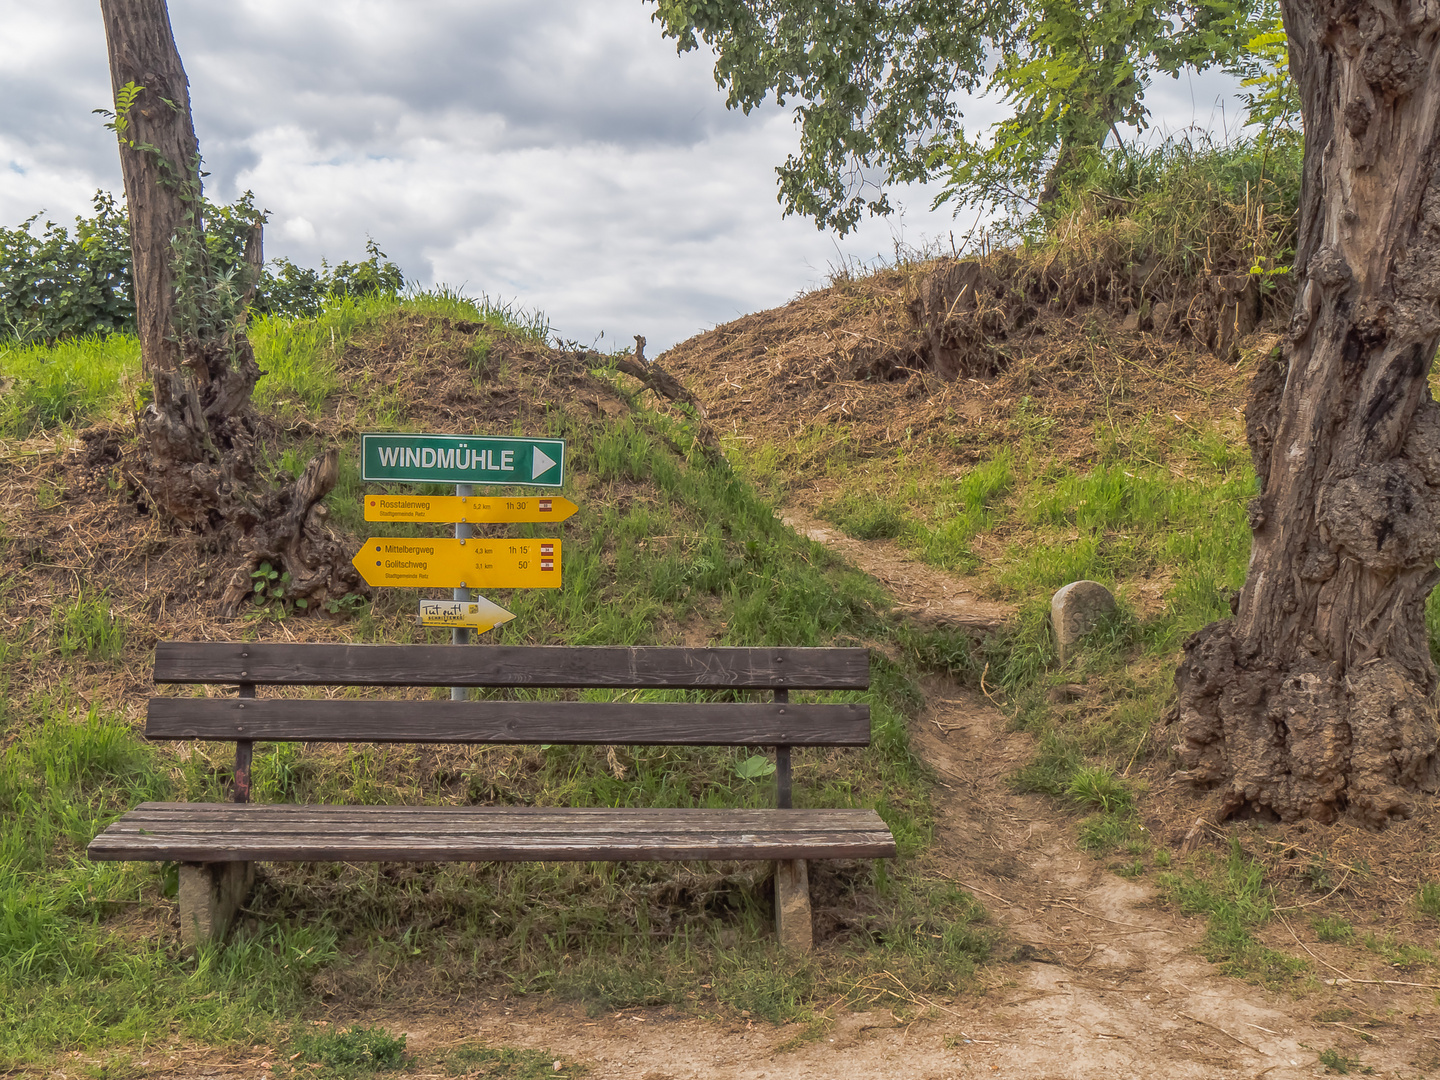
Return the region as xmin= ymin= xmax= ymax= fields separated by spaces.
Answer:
xmin=88 ymin=641 xmax=896 ymax=951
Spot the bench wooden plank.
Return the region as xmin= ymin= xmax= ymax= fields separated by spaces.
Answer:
xmin=92 ymin=804 xmax=872 ymax=829
xmin=146 ymin=698 xmax=871 ymax=746
xmin=154 ymin=643 xmax=871 ymax=690
xmin=87 ymin=803 xmax=898 ymax=863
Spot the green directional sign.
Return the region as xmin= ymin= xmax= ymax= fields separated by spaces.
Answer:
xmin=361 ymin=434 xmax=565 ymax=487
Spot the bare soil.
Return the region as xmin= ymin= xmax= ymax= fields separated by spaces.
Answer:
xmin=780 ymin=506 xmax=1011 ymax=633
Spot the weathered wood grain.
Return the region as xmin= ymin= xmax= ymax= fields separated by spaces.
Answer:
xmin=88 ymin=803 xmax=898 ymax=863
xmin=146 ymin=698 xmax=871 ymax=746
xmin=153 ymin=643 xmax=870 ymax=690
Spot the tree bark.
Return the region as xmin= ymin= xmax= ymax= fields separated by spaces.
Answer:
xmin=101 ymin=0 xmax=262 ymax=523
xmin=1172 ymin=0 xmax=1440 ymax=825
xmin=100 ymin=0 xmax=196 ymax=384
xmin=100 ymin=0 xmax=363 ymax=614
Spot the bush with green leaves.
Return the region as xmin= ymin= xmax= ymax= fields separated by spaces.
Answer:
xmin=253 ymin=239 xmax=406 ymax=319
xmin=0 ymin=192 xmax=132 ymax=341
xmin=1 ymin=190 xmax=405 ymax=344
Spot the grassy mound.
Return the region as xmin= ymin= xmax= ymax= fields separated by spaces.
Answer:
xmin=0 ymin=290 xmax=996 ymax=1068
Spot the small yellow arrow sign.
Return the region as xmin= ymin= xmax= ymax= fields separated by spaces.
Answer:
xmin=352 ymin=537 xmax=562 ymax=589
xmin=416 ymin=596 xmax=515 ymax=632
xmin=364 ymin=494 xmax=579 ymax=524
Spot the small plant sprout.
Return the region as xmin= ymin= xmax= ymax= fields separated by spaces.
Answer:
xmin=249 ymin=561 xmax=304 ymax=619
xmin=734 ymin=754 xmax=777 ymax=781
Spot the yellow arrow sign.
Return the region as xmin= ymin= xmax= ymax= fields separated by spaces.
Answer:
xmin=416 ymin=596 xmax=515 ymax=632
xmin=364 ymin=494 xmax=578 ymax=524
xmin=352 ymin=537 xmax=562 ymax=589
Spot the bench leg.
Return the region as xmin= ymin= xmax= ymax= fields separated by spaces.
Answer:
xmin=774 ymin=858 xmax=813 ymax=953
xmin=177 ymin=862 xmax=253 ymax=950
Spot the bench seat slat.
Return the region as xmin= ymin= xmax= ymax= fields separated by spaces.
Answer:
xmin=147 ymin=698 xmax=871 ymax=746
xmin=154 ymin=643 xmax=870 ymax=690
xmin=87 ymin=803 xmax=898 ymax=863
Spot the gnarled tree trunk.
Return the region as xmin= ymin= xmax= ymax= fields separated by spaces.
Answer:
xmin=1172 ymin=0 xmax=1440 ymax=826
xmin=101 ymin=0 xmax=262 ymax=524
xmin=100 ymin=0 xmax=362 ymax=613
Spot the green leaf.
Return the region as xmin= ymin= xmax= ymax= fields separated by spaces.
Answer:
xmin=735 ymin=754 xmax=776 ymax=781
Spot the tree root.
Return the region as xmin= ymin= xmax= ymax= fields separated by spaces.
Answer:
xmin=216 ymin=448 xmax=365 ymax=616
xmin=118 ymin=341 xmax=365 ymax=618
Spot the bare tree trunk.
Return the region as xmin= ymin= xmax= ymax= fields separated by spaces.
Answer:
xmin=1172 ymin=0 xmax=1440 ymax=825
xmin=100 ymin=0 xmax=262 ymax=521
xmin=100 ymin=0 xmax=195 ymax=383
xmin=100 ymin=0 xmax=362 ymax=613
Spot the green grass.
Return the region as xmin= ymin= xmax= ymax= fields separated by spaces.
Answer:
xmin=782 ymin=415 xmax=1260 ymax=888
xmin=743 ymin=410 xmax=1257 ymax=835
xmin=53 ymin=591 xmax=125 ymax=661
xmin=992 ymin=445 xmax=1252 ymax=627
xmin=907 ymin=451 xmax=1014 ymax=570
xmin=1066 ymin=765 xmax=1133 ymax=813
xmin=1417 ymin=881 xmax=1440 ymax=918
xmin=251 ymin=289 xmax=547 ymax=417
xmin=812 ymin=452 xmax=1015 ymax=567
xmin=445 ymin=1043 xmax=583 ymax=1078
xmin=1158 ymin=840 xmax=1309 ymax=989
xmin=1311 ymin=916 xmax=1355 ymax=944
xmin=0 ymin=333 xmax=140 ymax=436
xmin=289 ymin=1025 xmax=410 ymax=1078
xmin=1361 ymin=931 xmax=1436 ymax=969
xmin=818 ymin=489 xmax=907 ymax=539
xmin=0 ymin=701 xmax=339 ymax=1066
xmin=1318 ymin=1046 xmax=1373 ymax=1075
xmin=962 ymin=133 xmax=1302 ymax=321
xmin=0 ymin=287 xmax=548 ymax=436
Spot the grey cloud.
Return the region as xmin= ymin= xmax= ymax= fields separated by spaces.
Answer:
xmin=0 ymin=0 xmax=118 ymax=190
xmin=173 ymin=1 xmax=743 ymax=154
xmin=1 ymin=0 xmax=1247 ymax=353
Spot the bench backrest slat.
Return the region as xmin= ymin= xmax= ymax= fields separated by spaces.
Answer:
xmin=146 ymin=699 xmax=871 ymax=746
xmin=155 ymin=643 xmax=870 ymax=691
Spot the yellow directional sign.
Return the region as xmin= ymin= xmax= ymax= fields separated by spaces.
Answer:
xmin=352 ymin=537 xmax=562 ymax=589
xmin=416 ymin=596 xmax=515 ymax=632
xmin=364 ymin=494 xmax=578 ymax=524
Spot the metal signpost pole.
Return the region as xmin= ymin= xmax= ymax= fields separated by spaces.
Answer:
xmin=451 ymin=483 xmax=472 ymax=701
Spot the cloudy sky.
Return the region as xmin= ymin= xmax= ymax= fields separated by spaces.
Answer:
xmin=1 ymin=1 xmax=1246 ymax=352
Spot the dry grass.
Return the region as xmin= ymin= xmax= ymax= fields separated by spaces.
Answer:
xmin=661 ymin=253 xmax=1266 ymax=483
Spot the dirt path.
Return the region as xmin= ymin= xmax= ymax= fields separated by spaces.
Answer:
xmin=156 ymin=509 xmax=1435 ymax=1079
xmin=780 ymin=508 xmax=1011 ymax=633
xmin=340 ymin=676 xmax=1424 ymax=1077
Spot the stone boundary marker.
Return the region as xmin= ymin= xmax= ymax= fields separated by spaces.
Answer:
xmin=1051 ymin=580 xmax=1117 ymax=663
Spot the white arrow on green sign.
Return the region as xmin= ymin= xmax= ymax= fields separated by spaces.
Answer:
xmin=361 ymin=433 xmax=565 ymax=487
